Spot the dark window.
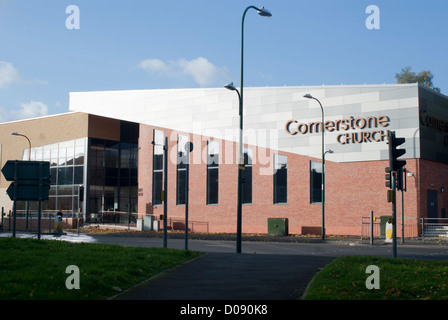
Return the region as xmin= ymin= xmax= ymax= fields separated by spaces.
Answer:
xmin=310 ymin=161 xmax=322 ymax=203
xmin=152 ymin=130 xmax=164 ymax=206
xmin=274 ymin=154 xmax=287 ymax=204
xmin=74 ymin=166 xmax=83 ymax=185
xmin=176 ymin=135 xmax=188 ymax=205
xmin=57 ymin=167 xmax=73 ymax=185
xmin=207 ymin=141 xmax=219 ymax=205
xmin=86 ymin=121 xmax=139 ymax=215
xmin=242 ymin=148 xmax=252 ymax=204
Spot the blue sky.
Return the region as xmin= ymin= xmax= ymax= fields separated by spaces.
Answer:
xmin=0 ymin=0 xmax=447 ymax=122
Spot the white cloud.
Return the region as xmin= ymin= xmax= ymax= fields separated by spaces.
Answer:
xmin=139 ymin=59 xmax=169 ymax=73
xmin=10 ymin=101 xmax=49 ymax=121
xmin=0 ymin=61 xmax=21 ymax=88
xmin=138 ymin=57 xmax=230 ymax=87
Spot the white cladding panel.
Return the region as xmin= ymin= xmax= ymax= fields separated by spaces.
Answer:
xmin=69 ymin=84 xmax=420 ymax=162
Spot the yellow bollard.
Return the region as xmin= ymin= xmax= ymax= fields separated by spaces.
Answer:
xmin=385 ymin=222 xmax=393 ymax=243
xmin=55 ymin=211 xmax=63 ymax=235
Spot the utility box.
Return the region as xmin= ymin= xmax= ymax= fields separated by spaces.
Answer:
xmin=137 ymin=219 xmax=144 ymax=231
xmin=268 ymin=218 xmax=289 ymax=236
xmin=144 ymin=215 xmax=154 ymax=231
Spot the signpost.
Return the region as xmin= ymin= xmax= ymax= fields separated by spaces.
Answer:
xmin=2 ymin=160 xmax=51 ymax=239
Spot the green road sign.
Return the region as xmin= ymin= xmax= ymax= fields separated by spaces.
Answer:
xmin=7 ymin=181 xmax=50 ymax=201
xmin=2 ymin=160 xmax=51 ymax=201
xmin=2 ymin=160 xmax=50 ymax=181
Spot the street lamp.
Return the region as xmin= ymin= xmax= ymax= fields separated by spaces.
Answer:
xmin=323 ymin=149 xmax=334 ymax=239
xmin=227 ymin=5 xmax=271 ymax=254
xmin=303 ymin=94 xmax=328 ymax=239
xmin=11 ymin=132 xmax=31 ymax=160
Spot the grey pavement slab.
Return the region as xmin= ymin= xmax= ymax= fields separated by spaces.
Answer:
xmin=112 ymin=252 xmax=334 ymax=300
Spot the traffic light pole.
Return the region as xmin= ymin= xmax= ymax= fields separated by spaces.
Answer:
xmin=387 ymin=131 xmax=406 ymax=258
xmin=392 ymin=172 xmax=397 ymax=258
xmin=163 ymin=137 xmax=168 ymax=248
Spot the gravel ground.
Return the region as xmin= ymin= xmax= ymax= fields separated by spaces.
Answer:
xmin=73 ymin=225 xmax=360 ymax=243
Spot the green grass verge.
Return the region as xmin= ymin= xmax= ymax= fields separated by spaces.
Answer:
xmin=0 ymin=237 xmax=203 ymax=300
xmin=305 ymin=256 xmax=448 ymax=300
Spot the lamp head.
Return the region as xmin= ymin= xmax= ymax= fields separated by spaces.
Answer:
xmin=257 ymin=6 xmax=272 ymax=17
xmin=11 ymin=132 xmax=19 ymax=136
xmin=224 ymin=82 xmax=237 ymax=91
xmin=303 ymin=93 xmax=313 ymax=99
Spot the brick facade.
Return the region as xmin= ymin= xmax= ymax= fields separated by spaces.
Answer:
xmin=137 ymin=124 xmax=441 ymax=236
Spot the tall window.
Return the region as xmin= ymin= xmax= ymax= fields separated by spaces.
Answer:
xmin=207 ymin=140 xmax=219 ymax=205
xmin=21 ymin=138 xmax=86 ymax=213
xmin=310 ymin=161 xmax=322 ymax=203
xmin=152 ymin=130 xmax=164 ymax=206
xmin=242 ymin=148 xmax=252 ymax=204
xmin=176 ymin=134 xmax=188 ymax=205
xmin=274 ymin=154 xmax=287 ymax=204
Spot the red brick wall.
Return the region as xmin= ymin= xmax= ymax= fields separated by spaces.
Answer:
xmin=418 ymin=159 xmax=448 ymax=220
xmin=138 ymin=124 xmax=425 ymax=236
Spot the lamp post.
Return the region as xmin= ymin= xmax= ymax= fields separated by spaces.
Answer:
xmin=225 ymin=5 xmax=271 ymax=254
xmin=323 ymin=149 xmax=333 ymax=239
xmin=303 ymin=94 xmax=328 ymax=239
xmin=11 ymin=132 xmax=31 ymax=160
xmin=11 ymin=132 xmax=31 ymax=231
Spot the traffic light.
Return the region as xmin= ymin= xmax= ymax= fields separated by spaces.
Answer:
xmin=79 ymin=186 xmax=84 ymax=202
xmin=388 ymin=131 xmax=406 ymax=171
xmin=385 ymin=167 xmax=392 ymax=189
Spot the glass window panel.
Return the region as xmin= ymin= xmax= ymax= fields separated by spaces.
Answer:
xmin=274 ymin=154 xmax=287 ymax=204
xmin=152 ymin=130 xmax=164 ymax=206
xmin=58 ymin=197 xmax=73 ymax=211
xmin=74 ymin=166 xmax=83 ymax=185
xmin=177 ymin=168 xmax=186 ymax=205
xmin=207 ymin=140 xmax=219 ymax=166
xmin=105 ymin=147 xmax=119 ymax=168
xmin=57 ymin=167 xmax=73 ymax=185
xmin=74 ymin=139 xmax=85 ymax=165
xmin=152 ymin=171 xmax=163 ymax=206
xmin=50 ymin=146 xmax=58 ymax=166
xmin=58 ymin=146 xmax=67 ymax=165
xmin=43 ymin=147 xmax=51 ymax=162
xmin=22 ymin=149 xmax=29 ymax=161
xmin=67 ymin=146 xmax=75 ymax=166
xmin=310 ymin=161 xmax=322 ymax=203
xmin=50 ymin=167 xmax=57 ymax=185
xmin=57 ymin=186 xmax=73 ymax=196
xmin=207 ymin=168 xmax=219 ymax=205
xmin=242 ymin=148 xmax=252 ymax=204
xmin=207 ymin=140 xmax=219 ymax=205
xmin=49 ymin=186 xmax=57 ymax=196
xmin=153 ymin=153 xmax=163 ymax=171
xmin=154 ymin=129 xmax=164 ymax=146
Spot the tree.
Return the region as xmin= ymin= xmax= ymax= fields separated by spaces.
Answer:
xmin=395 ymin=66 xmax=441 ymax=93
